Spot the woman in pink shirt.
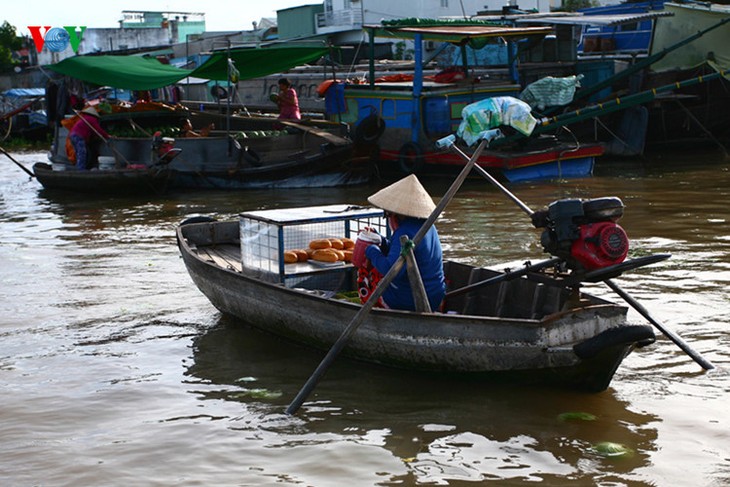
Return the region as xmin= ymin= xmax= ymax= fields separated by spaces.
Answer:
xmin=69 ymin=106 xmax=110 ymax=170
xmin=275 ymin=78 xmax=301 ymax=120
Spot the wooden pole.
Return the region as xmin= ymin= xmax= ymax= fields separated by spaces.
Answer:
xmin=401 ymin=235 xmax=431 ymax=313
xmin=0 ymin=145 xmax=35 ymax=178
xmin=605 ymin=279 xmax=714 ymax=370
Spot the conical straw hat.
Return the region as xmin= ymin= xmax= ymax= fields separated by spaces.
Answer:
xmin=368 ymin=174 xmax=436 ymax=219
xmin=81 ymin=106 xmax=99 ymax=117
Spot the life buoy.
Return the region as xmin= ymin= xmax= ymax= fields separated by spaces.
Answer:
xmin=211 ymin=85 xmax=228 ymax=100
xmin=316 ymin=79 xmax=338 ymax=97
xmin=354 ymin=113 xmax=385 ymax=144
xmin=398 ymin=142 xmax=425 ymax=174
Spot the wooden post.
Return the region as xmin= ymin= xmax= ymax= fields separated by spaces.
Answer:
xmin=400 ymin=235 xmax=431 ymax=312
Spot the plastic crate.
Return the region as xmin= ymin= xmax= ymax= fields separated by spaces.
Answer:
xmin=239 ymin=204 xmax=388 ymax=288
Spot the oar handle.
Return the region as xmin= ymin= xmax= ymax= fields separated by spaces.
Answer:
xmin=0 ymin=146 xmax=36 ymax=178
xmin=605 ymin=279 xmax=714 ymax=370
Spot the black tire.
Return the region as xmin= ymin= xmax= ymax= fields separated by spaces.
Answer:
xmin=398 ymin=141 xmax=425 ymax=174
xmin=243 ymin=148 xmax=262 ymax=167
xmin=354 ymin=114 xmax=385 ymax=144
xmin=573 ymin=325 xmax=655 ymax=359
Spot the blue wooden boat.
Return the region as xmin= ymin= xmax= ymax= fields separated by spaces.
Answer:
xmin=328 ymin=22 xmax=604 ymax=181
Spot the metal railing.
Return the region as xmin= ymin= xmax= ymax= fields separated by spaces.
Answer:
xmin=316 ymin=9 xmax=363 ymax=29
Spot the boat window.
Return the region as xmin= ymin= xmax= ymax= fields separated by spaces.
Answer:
xmin=620 ymin=22 xmax=638 ymax=32
xmin=381 ymin=99 xmax=396 ymax=119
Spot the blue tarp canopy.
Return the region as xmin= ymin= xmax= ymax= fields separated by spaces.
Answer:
xmin=2 ymin=88 xmax=46 ymax=97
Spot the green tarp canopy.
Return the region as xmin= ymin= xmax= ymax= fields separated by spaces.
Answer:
xmin=48 ymin=46 xmax=330 ymax=89
xmin=190 ymin=46 xmax=330 ymax=82
xmin=48 ymin=56 xmax=193 ymax=90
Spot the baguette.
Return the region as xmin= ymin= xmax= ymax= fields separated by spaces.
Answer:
xmin=293 ymin=249 xmax=309 ymax=262
xmin=312 ymin=249 xmax=339 ymax=262
xmin=283 ymin=251 xmax=298 ymax=264
xmin=309 ymin=239 xmax=332 ymax=250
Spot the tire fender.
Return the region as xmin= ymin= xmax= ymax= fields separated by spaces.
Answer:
xmin=398 ymin=141 xmax=425 ymax=174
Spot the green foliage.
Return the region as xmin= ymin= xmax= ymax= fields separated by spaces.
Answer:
xmin=0 ymin=21 xmax=23 ymax=73
xmin=556 ymin=0 xmax=599 ymax=12
xmin=0 ymin=133 xmax=53 ymax=151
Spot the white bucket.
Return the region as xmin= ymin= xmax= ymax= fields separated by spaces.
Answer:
xmin=98 ymin=156 xmax=116 ymax=170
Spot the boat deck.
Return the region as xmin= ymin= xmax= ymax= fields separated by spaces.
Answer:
xmin=188 ymin=238 xmax=576 ymax=320
xmin=194 ymin=243 xmax=243 ymax=273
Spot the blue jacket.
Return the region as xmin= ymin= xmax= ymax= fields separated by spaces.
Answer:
xmin=365 ymin=218 xmax=446 ymax=311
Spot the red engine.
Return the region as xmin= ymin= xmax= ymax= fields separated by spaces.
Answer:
xmin=570 ymin=221 xmax=629 ymax=270
xmin=531 ymin=197 xmax=629 ymax=272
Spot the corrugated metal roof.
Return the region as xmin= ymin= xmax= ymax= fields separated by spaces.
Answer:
xmin=513 ymin=11 xmax=673 ymax=27
xmin=367 ymin=24 xmax=554 ymax=42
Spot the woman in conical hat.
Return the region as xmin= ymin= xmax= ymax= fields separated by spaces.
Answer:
xmin=359 ymin=174 xmax=445 ymax=311
xmin=69 ymin=105 xmax=110 ymax=170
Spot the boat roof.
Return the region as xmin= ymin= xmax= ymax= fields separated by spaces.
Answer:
xmin=366 ymin=23 xmax=553 ymax=43
xmin=48 ymin=46 xmax=330 ymax=89
xmin=510 ymin=11 xmax=674 ymax=27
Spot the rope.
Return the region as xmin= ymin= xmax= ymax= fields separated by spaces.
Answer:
xmin=399 ymin=238 xmax=416 ymax=258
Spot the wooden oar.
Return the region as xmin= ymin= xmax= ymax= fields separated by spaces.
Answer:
xmin=286 ymin=138 xmax=490 ymax=415
xmin=448 ymin=143 xmax=715 ymax=371
xmin=0 ymin=145 xmax=35 ymax=178
xmin=605 ymin=279 xmax=714 ymax=370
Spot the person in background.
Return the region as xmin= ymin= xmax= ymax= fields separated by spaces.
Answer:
xmin=181 ymin=119 xmax=214 ymax=137
xmin=361 ymin=174 xmax=446 ymax=311
xmin=274 ymin=77 xmax=301 ymax=120
xmin=69 ymin=106 xmax=109 ymax=170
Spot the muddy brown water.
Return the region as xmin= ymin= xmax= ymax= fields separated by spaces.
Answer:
xmin=1 ymin=150 xmax=728 ymax=486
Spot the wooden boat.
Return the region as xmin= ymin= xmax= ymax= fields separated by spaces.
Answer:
xmin=32 ymin=161 xmax=173 ymax=195
xmin=46 ymin=108 xmax=367 ymax=191
xmin=176 ymin=205 xmax=658 ymax=392
xmin=323 ymin=22 xmax=605 ymax=181
xmin=382 ymin=136 xmax=603 ymax=183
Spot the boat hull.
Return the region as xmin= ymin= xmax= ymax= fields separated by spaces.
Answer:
xmin=379 ymin=142 xmax=602 ymax=182
xmin=177 ymin=221 xmax=653 ymax=392
xmin=48 ymin=113 xmax=367 ymax=191
xmin=33 ymin=162 xmax=172 ymax=194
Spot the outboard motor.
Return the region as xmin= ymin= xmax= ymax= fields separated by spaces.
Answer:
xmin=530 ymin=197 xmax=629 ymax=272
xmin=152 ymin=131 xmax=177 ymax=163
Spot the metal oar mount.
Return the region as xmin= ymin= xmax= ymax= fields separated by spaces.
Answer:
xmin=444 ymin=138 xmax=714 ymax=371
xmin=286 ymin=138 xmax=490 ymax=416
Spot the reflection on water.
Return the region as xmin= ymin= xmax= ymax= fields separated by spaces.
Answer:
xmin=189 ymin=317 xmax=659 ymax=485
xmin=1 ymin=150 xmax=728 ymax=486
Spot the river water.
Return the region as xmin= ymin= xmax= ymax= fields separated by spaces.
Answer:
xmin=1 ymin=149 xmax=728 ymax=486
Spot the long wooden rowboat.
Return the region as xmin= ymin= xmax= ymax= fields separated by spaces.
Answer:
xmin=33 ymin=162 xmax=173 ymax=195
xmin=177 ymin=217 xmax=656 ymax=392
